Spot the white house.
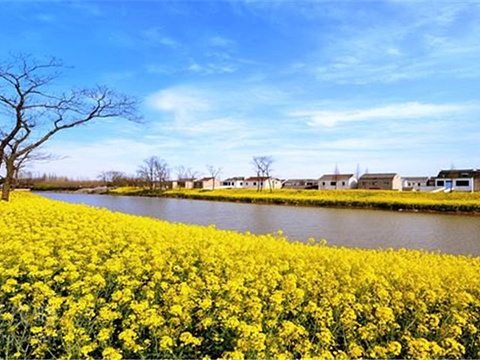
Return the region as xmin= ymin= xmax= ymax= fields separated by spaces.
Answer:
xmin=318 ymin=174 xmax=357 ymax=190
xmin=435 ymin=169 xmax=480 ymax=192
xmin=402 ymin=177 xmax=435 ymax=191
xmin=357 ymin=173 xmax=402 ymax=191
xmin=282 ymin=179 xmax=318 ymax=190
xmin=193 ymin=177 xmax=221 ymax=190
xmin=222 ymin=177 xmax=245 ymax=188
xmin=243 ymin=177 xmax=282 ymax=190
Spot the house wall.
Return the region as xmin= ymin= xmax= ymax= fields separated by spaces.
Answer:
xmin=194 ymin=179 xmax=221 ymax=189
xmin=402 ymin=179 xmax=434 ymax=191
xmin=164 ymin=181 xmax=178 ymax=190
xmin=207 ymin=179 xmax=221 ymax=189
xmin=283 ymin=180 xmax=318 ymax=190
xmin=435 ymin=177 xmax=475 ymax=192
xmin=358 ymin=175 xmax=402 ymax=190
xmin=243 ymin=181 xmax=258 ymax=189
xmin=244 ymin=179 xmax=282 ymax=190
xmin=223 ymin=180 xmax=244 ymax=188
xmin=318 ymin=178 xmax=357 ymax=190
xmin=178 ymin=181 xmax=194 ymax=189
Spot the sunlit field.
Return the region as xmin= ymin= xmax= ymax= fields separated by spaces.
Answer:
xmin=1 ymin=193 xmax=480 ymax=359
xmin=111 ymin=187 xmax=480 ymax=213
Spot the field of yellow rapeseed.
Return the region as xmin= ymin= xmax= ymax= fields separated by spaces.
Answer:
xmin=110 ymin=187 xmax=480 ymax=213
xmin=1 ymin=193 xmax=480 ymax=359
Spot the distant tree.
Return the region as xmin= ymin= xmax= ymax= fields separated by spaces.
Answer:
xmin=153 ymin=158 xmax=169 ymax=189
xmin=206 ymin=164 xmax=222 ymax=190
xmin=355 ymin=163 xmax=361 ymax=179
xmin=98 ymin=170 xmax=127 ymax=187
xmin=251 ymin=157 xmax=264 ymax=192
xmin=262 ymin=156 xmax=275 ymax=193
xmin=137 ymin=156 xmax=169 ymax=190
xmin=176 ymin=166 xmax=198 ymax=181
xmin=0 ymin=54 xmax=140 ymax=201
xmin=251 ymin=156 xmax=275 ymax=192
xmin=333 ymin=163 xmax=340 ymax=190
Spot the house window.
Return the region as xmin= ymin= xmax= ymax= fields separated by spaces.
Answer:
xmin=437 ymin=180 xmax=445 ymax=186
xmin=342 ymin=182 xmax=346 ymax=186
xmin=240 ymin=182 xmax=243 ymax=186
xmin=330 ymin=181 xmax=336 ymax=186
xmin=253 ymin=182 xmax=257 ymax=186
xmin=456 ymin=180 xmax=470 ymax=186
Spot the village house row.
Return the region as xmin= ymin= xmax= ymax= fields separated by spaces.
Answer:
xmin=170 ymin=168 xmax=480 ymax=192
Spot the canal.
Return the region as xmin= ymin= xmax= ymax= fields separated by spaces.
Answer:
xmin=38 ymin=192 xmax=480 ymax=256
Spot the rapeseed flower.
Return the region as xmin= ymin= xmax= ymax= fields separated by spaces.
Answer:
xmin=1 ymin=192 xmax=480 ymax=358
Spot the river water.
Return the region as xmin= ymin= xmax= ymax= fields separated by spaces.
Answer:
xmin=38 ymin=192 xmax=480 ymax=256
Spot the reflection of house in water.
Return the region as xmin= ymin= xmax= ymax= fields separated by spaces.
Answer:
xmin=435 ymin=169 xmax=480 ymax=192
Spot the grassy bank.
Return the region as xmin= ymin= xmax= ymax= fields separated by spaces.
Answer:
xmin=1 ymin=193 xmax=480 ymax=359
xmin=110 ymin=187 xmax=480 ymax=214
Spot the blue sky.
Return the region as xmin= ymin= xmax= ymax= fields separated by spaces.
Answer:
xmin=1 ymin=0 xmax=479 ymax=180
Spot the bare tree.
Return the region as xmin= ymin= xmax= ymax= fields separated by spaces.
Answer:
xmin=251 ymin=156 xmax=264 ymax=192
xmin=98 ymin=170 xmax=127 ymax=187
xmin=251 ymin=156 xmax=275 ymax=192
xmin=355 ymin=163 xmax=361 ymax=180
xmin=153 ymin=158 xmax=169 ymax=189
xmin=333 ymin=163 xmax=340 ymax=190
xmin=261 ymin=156 xmax=275 ymax=193
xmin=137 ymin=157 xmax=157 ymax=190
xmin=206 ymin=164 xmax=222 ymax=190
xmin=137 ymin=156 xmax=169 ymax=190
xmin=176 ymin=165 xmax=198 ymax=181
xmin=0 ymin=54 xmax=140 ymax=201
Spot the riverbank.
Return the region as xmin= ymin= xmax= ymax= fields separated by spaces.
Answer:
xmin=2 ymin=192 xmax=480 ymax=359
xmin=108 ymin=187 xmax=480 ymax=214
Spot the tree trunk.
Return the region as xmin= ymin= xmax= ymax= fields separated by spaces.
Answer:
xmin=1 ymin=158 xmax=16 ymax=201
xmin=1 ymin=171 xmax=14 ymax=201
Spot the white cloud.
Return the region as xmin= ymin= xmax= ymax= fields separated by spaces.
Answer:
xmin=187 ymin=60 xmax=237 ymax=75
xmin=290 ymin=102 xmax=479 ymax=128
xmin=386 ymin=48 xmax=402 ymax=56
xmin=209 ymin=35 xmax=236 ymax=48
xmin=142 ymin=27 xmax=179 ymax=47
xmin=29 ymin=138 xmax=161 ymax=178
xmin=146 ymin=87 xmax=211 ymax=123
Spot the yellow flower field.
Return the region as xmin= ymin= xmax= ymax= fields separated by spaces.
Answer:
xmin=111 ymin=187 xmax=480 ymax=213
xmin=1 ymin=193 xmax=480 ymax=359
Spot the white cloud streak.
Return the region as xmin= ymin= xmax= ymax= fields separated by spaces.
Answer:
xmin=290 ymin=102 xmax=479 ymax=128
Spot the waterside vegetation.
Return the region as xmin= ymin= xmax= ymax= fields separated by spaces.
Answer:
xmin=1 ymin=193 xmax=480 ymax=359
xmin=109 ymin=188 xmax=480 ymax=214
